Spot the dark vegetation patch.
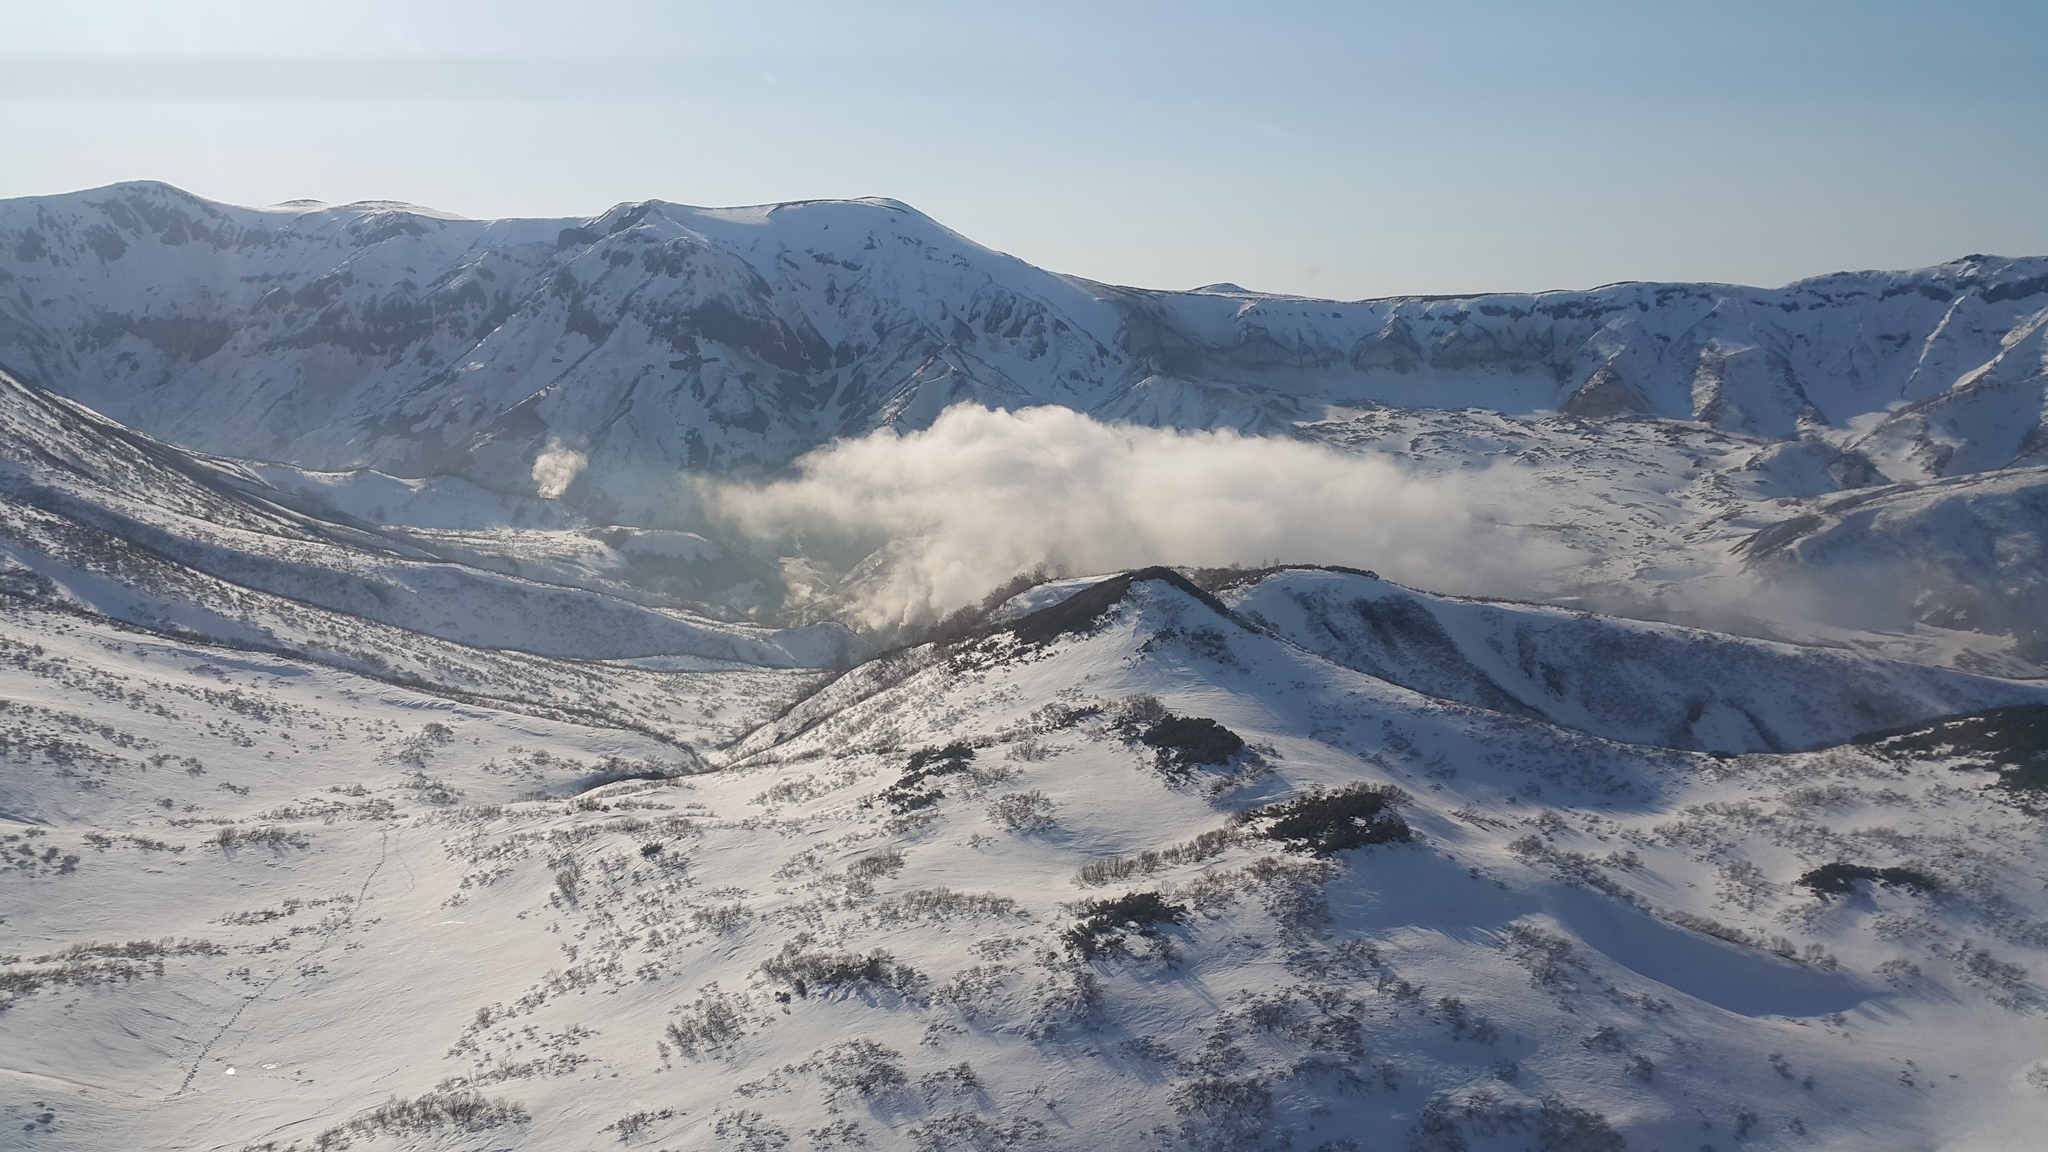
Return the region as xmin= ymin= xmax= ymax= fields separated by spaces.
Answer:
xmin=664 ymin=994 xmax=746 ymax=1057
xmin=1063 ymin=891 xmax=1189 ymax=959
xmin=870 ymin=743 xmax=975 ymax=814
xmin=569 ymin=754 xmax=699 ymax=795
xmin=1863 ymin=704 xmax=2048 ymax=797
xmin=759 ymin=939 xmax=925 ymax=998
xmin=299 ymin=1089 xmax=528 ymax=1150
xmin=813 ymin=1040 xmax=908 ymax=1099
xmin=1250 ymin=785 xmax=1412 ymax=856
xmin=1142 ymin=716 xmax=1245 ymax=771
xmin=1797 ymin=862 xmax=1940 ymax=897
xmin=1115 ymin=695 xmax=1245 ymax=778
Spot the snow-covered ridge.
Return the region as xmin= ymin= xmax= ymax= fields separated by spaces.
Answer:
xmin=1219 ymin=566 xmax=2048 ymax=753
xmin=11 ymin=555 xmax=2048 ymax=1149
xmin=0 ymin=181 xmax=2043 ymax=524
xmin=0 ymin=366 xmax=861 ymax=675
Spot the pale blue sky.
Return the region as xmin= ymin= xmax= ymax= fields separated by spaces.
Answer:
xmin=2 ymin=1 xmax=2043 ymax=298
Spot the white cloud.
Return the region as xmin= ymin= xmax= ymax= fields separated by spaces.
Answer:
xmin=702 ymin=403 xmax=1578 ymax=632
xmin=531 ymin=442 xmax=588 ymax=500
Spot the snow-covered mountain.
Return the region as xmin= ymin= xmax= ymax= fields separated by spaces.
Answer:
xmin=7 ymin=556 xmax=2048 ymax=1150
xmin=5 ymin=181 xmax=2048 ymax=1150
xmin=2 ymin=182 xmax=2045 ymax=520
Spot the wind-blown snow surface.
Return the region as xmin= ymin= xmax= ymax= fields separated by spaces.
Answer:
xmin=7 ymin=566 xmax=2048 ymax=1151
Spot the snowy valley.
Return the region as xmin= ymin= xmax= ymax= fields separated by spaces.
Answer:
xmin=1 ymin=184 xmax=2047 ymax=1151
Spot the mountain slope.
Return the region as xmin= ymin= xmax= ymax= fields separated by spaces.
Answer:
xmin=2 ymin=182 xmax=2044 ymax=521
xmin=0 ymin=368 xmax=858 ymax=669
xmin=7 ymin=569 xmax=2048 ymax=1150
xmin=1219 ymin=567 xmax=2048 ymax=753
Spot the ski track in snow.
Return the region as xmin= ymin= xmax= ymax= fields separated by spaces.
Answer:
xmin=175 ymin=830 xmax=393 ymax=1096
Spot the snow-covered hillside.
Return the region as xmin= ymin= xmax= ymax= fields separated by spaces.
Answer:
xmin=1 ymin=182 xmax=2044 ymax=515
xmin=4 ymin=180 xmax=2047 ymax=1151
xmin=7 ymin=566 xmax=2048 ymax=1150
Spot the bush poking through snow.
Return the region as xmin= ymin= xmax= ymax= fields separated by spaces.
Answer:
xmin=872 ymin=743 xmax=976 ymax=814
xmin=1251 ymin=785 xmax=1411 ymax=856
xmin=664 ymin=993 xmax=747 ymax=1057
xmin=1140 ymin=715 xmax=1245 ymax=774
xmin=1168 ymin=1075 xmax=1273 ymax=1147
xmin=1866 ymin=703 xmax=2048 ymax=794
xmin=814 ymin=1039 xmax=908 ymax=1099
xmin=691 ymin=903 xmax=753 ymax=934
xmin=906 ymin=1109 xmax=1049 ymax=1151
xmin=1 ymin=938 xmax=223 ymax=1001
xmin=1063 ymin=891 xmax=1189 ymax=959
xmin=1797 ymin=862 xmax=1940 ymax=897
xmin=1075 ymin=829 xmax=1234 ymax=886
xmin=846 ymin=847 xmax=906 ymax=880
xmin=308 ymin=1088 xmax=527 ymax=1149
xmin=988 ymin=791 xmax=1057 ymax=833
xmin=212 ymin=826 xmax=310 ymax=853
xmin=759 ymin=939 xmax=926 ymax=997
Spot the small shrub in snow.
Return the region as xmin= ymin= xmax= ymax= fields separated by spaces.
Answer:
xmin=1063 ymin=891 xmax=1189 ymax=959
xmin=872 ymin=744 xmax=975 ymax=814
xmin=603 ymin=1108 xmax=679 ymax=1142
xmin=308 ymin=1088 xmax=526 ymax=1149
xmin=873 ymin=887 xmax=1018 ymax=923
xmin=906 ymin=1109 xmax=1048 ymax=1152
xmin=0 ymin=938 xmax=223 ymax=1001
xmin=930 ymin=1111 xmax=1050 ymax=1151
xmin=919 ymin=1060 xmax=981 ymax=1099
xmin=1168 ymin=1075 xmax=1273 ymax=1146
xmin=1252 ymin=785 xmax=1411 ymax=856
xmin=759 ymin=939 xmax=925 ymax=997
xmin=814 ymin=1039 xmax=908 ymax=1099
xmin=711 ymin=1109 xmax=790 ymax=1151
xmin=1075 ymin=828 xmax=1234 ymax=886
xmin=213 ymin=826 xmax=310 ymax=853
xmin=1140 ymin=715 xmax=1244 ymax=773
xmin=1536 ymin=1097 xmax=1626 ymax=1152
xmin=1797 ymin=862 xmax=1939 ymax=896
xmin=1006 ymin=738 xmax=1052 ymax=762
xmin=691 ymin=903 xmax=753 ymax=934
xmin=551 ymin=860 xmax=582 ymax=903
xmin=846 ymin=847 xmax=905 ymax=880
xmin=1503 ymin=923 xmax=1575 ymax=989
xmin=664 ymin=993 xmax=747 ymax=1057
xmin=988 ymin=791 xmax=1057 ymax=833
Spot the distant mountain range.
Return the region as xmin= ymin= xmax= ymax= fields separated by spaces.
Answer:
xmin=1 ymin=182 xmax=2043 ymax=527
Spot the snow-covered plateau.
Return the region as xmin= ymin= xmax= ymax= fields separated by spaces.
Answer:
xmin=2 ymin=183 xmax=2047 ymax=1151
